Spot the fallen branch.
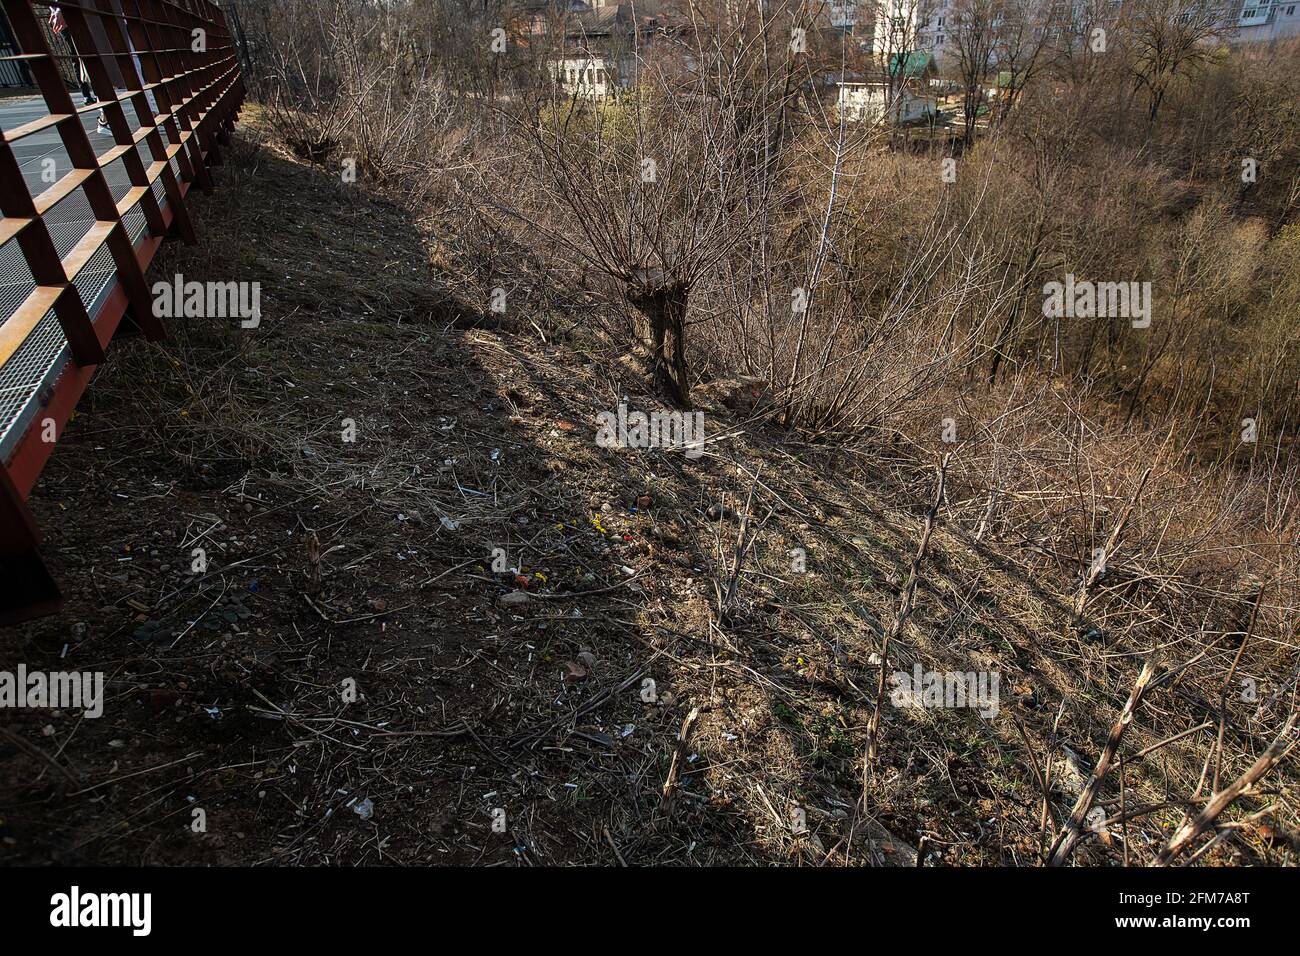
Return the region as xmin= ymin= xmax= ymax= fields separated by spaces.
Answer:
xmin=863 ymin=454 xmax=949 ymax=789
xmin=1073 ymin=466 xmax=1152 ymax=624
xmin=1047 ymin=654 xmax=1159 ymax=866
xmin=1154 ymin=712 xmax=1298 ymax=866
xmin=661 ymin=705 xmax=702 ymax=813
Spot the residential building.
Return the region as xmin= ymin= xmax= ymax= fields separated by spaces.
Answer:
xmin=870 ymin=0 xmax=954 ymax=68
xmin=1232 ymin=0 xmax=1300 ymax=41
xmin=837 ymin=79 xmax=937 ymax=122
xmin=551 ymin=54 xmax=626 ymax=97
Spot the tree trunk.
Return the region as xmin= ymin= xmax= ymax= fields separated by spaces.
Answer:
xmin=628 ymin=281 xmax=692 ymax=407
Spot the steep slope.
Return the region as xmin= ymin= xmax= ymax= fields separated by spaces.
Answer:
xmin=1 ymin=111 xmax=1294 ymax=867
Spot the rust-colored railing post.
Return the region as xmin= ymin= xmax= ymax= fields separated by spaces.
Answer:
xmin=0 ymin=0 xmax=246 ymax=623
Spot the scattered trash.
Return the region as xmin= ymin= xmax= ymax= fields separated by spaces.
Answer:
xmin=439 ymin=516 xmax=459 ymax=531
xmin=562 ymin=660 xmax=588 ymax=683
xmin=500 ymin=591 xmax=529 ymax=607
xmin=352 ymin=797 xmax=374 ymax=821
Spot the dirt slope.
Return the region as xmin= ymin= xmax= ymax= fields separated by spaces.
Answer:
xmin=1 ymin=113 xmax=1294 ymax=867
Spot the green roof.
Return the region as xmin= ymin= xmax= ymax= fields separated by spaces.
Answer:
xmin=888 ymin=51 xmax=933 ymax=78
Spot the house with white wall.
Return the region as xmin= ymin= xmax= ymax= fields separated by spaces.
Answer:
xmin=551 ymin=55 xmax=627 ymax=98
xmin=837 ymin=80 xmax=937 ymax=123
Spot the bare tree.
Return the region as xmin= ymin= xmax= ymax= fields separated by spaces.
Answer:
xmin=990 ymin=0 xmax=1052 ymax=125
xmin=950 ymin=0 xmax=999 ymax=147
xmin=482 ymin=9 xmax=803 ymax=405
xmin=1127 ymin=0 xmax=1233 ymax=128
xmin=872 ymin=0 xmax=936 ymax=111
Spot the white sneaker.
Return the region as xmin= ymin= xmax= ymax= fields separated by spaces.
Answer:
xmin=96 ymin=118 xmax=112 ymax=136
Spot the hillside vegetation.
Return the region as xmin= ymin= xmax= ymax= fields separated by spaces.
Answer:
xmin=2 ymin=0 xmax=1298 ymax=866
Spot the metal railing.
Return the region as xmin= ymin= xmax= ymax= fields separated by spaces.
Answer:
xmin=0 ymin=0 xmax=245 ymax=624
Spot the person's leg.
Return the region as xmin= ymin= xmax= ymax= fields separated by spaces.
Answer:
xmin=62 ymin=32 xmax=96 ymax=105
xmin=80 ymin=62 xmax=96 ymax=106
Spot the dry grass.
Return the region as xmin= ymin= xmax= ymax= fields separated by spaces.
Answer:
xmin=0 ymin=109 xmax=1295 ymax=867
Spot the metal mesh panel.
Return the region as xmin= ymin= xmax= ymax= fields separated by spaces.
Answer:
xmin=0 ymin=0 xmax=244 ymax=475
